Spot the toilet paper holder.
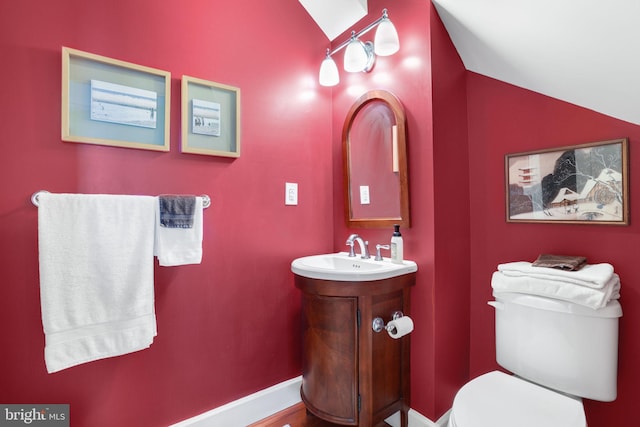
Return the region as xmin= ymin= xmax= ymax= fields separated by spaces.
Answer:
xmin=372 ymin=311 xmax=404 ymax=333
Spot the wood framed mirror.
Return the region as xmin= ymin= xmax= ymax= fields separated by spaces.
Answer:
xmin=343 ymin=90 xmax=410 ymax=228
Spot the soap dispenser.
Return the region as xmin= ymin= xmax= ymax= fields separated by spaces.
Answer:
xmin=390 ymin=224 xmax=404 ymax=264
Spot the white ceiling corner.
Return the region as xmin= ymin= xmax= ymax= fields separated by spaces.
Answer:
xmin=432 ymin=0 xmax=640 ymax=125
xmin=298 ymin=0 xmax=368 ymax=41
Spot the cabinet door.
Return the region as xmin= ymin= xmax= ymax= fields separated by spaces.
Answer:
xmin=370 ymin=291 xmax=405 ymax=417
xmin=301 ymin=294 xmax=358 ymax=425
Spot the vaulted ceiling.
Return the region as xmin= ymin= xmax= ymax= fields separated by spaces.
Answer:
xmin=434 ymin=0 xmax=640 ymax=125
xmin=301 ymin=0 xmax=640 ymax=126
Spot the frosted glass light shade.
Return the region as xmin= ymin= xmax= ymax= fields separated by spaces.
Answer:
xmin=374 ymin=18 xmax=400 ymax=56
xmin=319 ymin=56 xmax=339 ymax=87
xmin=344 ymin=39 xmax=369 ymax=72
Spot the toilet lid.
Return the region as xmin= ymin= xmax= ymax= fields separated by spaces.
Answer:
xmin=451 ymin=371 xmax=586 ymax=427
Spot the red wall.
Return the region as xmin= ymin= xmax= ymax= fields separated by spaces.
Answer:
xmin=4 ymin=1 xmax=631 ymax=425
xmin=331 ymin=1 xmax=470 ymax=419
xmin=0 ymin=1 xmax=333 ymax=426
xmin=430 ymin=5 xmax=471 ymax=418
xmin=467 ymin=73 xmax=640 ymax=426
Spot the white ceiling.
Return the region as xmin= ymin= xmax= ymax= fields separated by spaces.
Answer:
xmin=432 ymin=0 xmax=640 ymax=125
xmin=298 ymin=0 xmax=368 ymax=40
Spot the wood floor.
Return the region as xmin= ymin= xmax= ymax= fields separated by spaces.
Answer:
xmin=247 ymin=402 xmax=339 ymax=426
xmin=248 ymin=402 xmax=392 ymax=427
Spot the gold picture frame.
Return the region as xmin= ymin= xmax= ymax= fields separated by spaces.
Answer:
xmin=181 ymin=75 xmax=240 ymax=158
xmin=61 ymin=47 xmax=171 ymax=151
xmin=505 ymin=138 xmax=629 ymax=225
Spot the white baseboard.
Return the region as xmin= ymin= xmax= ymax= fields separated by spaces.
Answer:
xmin=433 ymin=409 xmax=452 ymax=427
xmin=387 ymin=408 xmax=449 ymax=427
xmin=169 ymin=376 xmax=448 ymax=427
xmin=169 ymin=376 xmax=303 ymax=427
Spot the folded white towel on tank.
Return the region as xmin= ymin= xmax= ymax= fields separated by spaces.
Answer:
xmin=497 ymin=261 xmax=614 ymax=289
xmin=491 ymin=270 xmax=620 ymax=310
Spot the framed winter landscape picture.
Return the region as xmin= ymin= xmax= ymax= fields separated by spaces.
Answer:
xmin=505 ymin=138 xmax=629 ymax=225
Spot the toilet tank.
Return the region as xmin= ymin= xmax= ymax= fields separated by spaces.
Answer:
xmin=490 ymin=292 xmax=622 ymax=401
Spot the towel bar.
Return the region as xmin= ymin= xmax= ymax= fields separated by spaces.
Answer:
xmin=31 ymin=190 xmax=50 ymax=207
xmin=31 ymin=190 xmax=211 ymax=209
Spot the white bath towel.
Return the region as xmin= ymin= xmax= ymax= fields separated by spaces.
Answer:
xmin=491 ymin=271 xmax=621 ymax=309
xmin=38 ymin=193 xmax=157 ymax=373
xmin=154 ymin=196 xmax=203 ymax=266
xmin=498 ymin=261 xmax=614 ymax=289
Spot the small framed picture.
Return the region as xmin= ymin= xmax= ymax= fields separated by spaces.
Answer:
xmin=505 ymin=138 xmax=629 ymax=225
xmin=61 ymin=47 xmax=171 ymax=151
xmin=181 ymin=75 xmax=240 ymax=158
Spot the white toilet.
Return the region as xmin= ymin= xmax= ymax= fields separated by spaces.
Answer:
xmin=448 ymin=292 xmax=622 ymax=427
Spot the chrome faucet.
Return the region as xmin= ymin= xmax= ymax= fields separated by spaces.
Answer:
xmin=346 ymin=234 xmax=370 ymax=259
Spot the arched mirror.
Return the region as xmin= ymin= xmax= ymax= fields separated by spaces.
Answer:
xmin=343 ymin=90 xmax=410 ymax=228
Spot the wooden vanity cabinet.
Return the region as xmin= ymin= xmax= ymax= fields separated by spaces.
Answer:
xmin=295 ymin=273 xmax=415 ymax=427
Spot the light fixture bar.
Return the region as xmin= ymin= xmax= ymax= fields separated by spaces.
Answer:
xmin=326 ymin=9 xmax=389 ymax=58
xmin=319 ymin=9 xmax=398 ymax=86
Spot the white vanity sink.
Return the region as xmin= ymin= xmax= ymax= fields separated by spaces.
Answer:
xmin=291 ymin=252 xmax=417 ymax=281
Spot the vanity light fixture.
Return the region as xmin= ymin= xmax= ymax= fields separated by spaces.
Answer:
xmin=344 ymin=33 xmax=375 ymax=72
xmin=319 ymin=8 xmax=400 ymax=87
xmin=319 ymin=49 xmax=340 ymax=87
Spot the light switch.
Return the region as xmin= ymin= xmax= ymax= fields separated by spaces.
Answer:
xmin=285 ymin=182 xmax=298 ymax=205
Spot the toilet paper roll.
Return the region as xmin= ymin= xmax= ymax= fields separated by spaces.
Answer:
xmin=386 ymin=316 xmax=414 ymax=339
